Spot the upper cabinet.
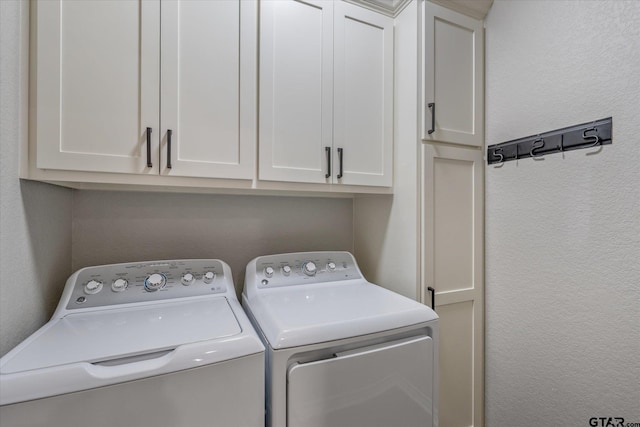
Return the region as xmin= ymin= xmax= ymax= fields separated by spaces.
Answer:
xmin=334 ymin=2 xmax=393 ymax=187
xmin=259 ymin=0 xmax=394 ymax=188
xmin=26 ymin=0 xmax=393 ymax=194
xmin=31 ymin=0 xmax=256 ymax=180
xmin=422 ymin=1 xmax=484 ymax=146
xmin=258 ymin=0 xmax=334 ymax=185
xmin=33 ymin=0 xmax=160 ymax=175
xmin=160 ymin=0 xmax=256 ymax=179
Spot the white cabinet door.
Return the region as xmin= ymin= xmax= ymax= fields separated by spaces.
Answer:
xmin=334 ymin=2 xmax=393 ymax=187
xmin=422 ymin=143 xmax=484 ymax=427
xmin=34 ymin=0 xmax=160 ymax=174
xmin=259 ymin=0 xmax=334 ymax=184
xmin=161 ymin=0 xmax=256 ymax=179
xmin=423 ymin=2 xmax=483 ymax=146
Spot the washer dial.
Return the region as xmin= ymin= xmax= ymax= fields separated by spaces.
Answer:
xmin=327 ymin=262 xmax=336 ymax=272
xmin=111 ymin=278 xmax=128 ymax=293
xmin=84 ymin=280 xmax=103 ymax=295
xmin=203 ymin=271 xmax=215 ymax=284
xmin=302 ymin=261 xmax=317 ymax=276
xmin=264 ymin=267 xmax=275 ymax=278
xmin=282 ymin=265 xmax=292 ymax=276
xmin=144 ymin=273 xmax=166 ymax=292
xmin=181 ymin=273 xmax=195 ymax=286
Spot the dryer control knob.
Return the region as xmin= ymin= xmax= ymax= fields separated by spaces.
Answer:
xmin=264 ymin=267 xmax=275 ymax=278
xmin=203 ymin=271 xmax=215 ymax=284
xmin=327 ymin=262 xmax=336 ymax=272
xmin=111 ymin=278 xmax=128 ymax=292
xmin=282 ymin=265 xmax=292 ymax=276
xmin=303 ymin=261 xmax=317 ymax=276
xmin=181 ymin=273 xmax=195 ymax=286
xmin=84 ymin=280 xmax=103 ymax=295
xmin=145 ymin=273 xmax=166 ymax=292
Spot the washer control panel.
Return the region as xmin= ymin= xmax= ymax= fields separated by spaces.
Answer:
xmin=253 ymin=252 xmax=362 ymax=289
xmin=65 ymin=260 xmax=229 ymax=310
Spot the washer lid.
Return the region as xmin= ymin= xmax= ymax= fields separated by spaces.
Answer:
xmin=1 ymin=298 xmax=241 ymax=374
xmin=246 ymin=281 xmax=438 ymax=349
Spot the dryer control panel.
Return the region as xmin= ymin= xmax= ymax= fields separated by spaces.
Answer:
xmin=248 ymin=252 xmax=363 ymax=291
xmin=63 ymin=259 xmax=230 ymax=311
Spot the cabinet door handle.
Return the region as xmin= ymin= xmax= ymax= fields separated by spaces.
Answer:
xmin=166 ymin=129 xmax=172 ymax=169
xmin=337 ymin=148 xmax=343 ymax=179
xmin=427 ymin=286 xmax=436 ymax=311
xmin=428 ymin=103 xmax=435 ymax=135
xmin=325 ymin=146 xmax=331 ymax=178
xmin=146 ymin=127 xmax=153 ymax=167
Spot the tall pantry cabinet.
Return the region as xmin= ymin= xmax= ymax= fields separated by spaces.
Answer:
xmin=354 ymin=1 xmax=485 ymax=426
xmin=423 ymin=2 xmax=484 ymax=427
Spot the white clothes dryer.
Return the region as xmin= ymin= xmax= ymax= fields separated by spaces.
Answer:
xmin=242 ymin=251 xmax=439 ymax=427
xmin=0 ymin=259 xmax=265 ymax=427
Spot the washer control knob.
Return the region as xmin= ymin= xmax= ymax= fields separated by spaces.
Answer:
xmin=84 ymin=280 xmax=103 ymax=295
xmin=264 ymin=267 xmax=275 ymax=278
xmin=181 ymin=273 xmax=195 ymax=286
xmin=203 ymin=271 xmax=215 ymax=284
xmin=111 ymin=278 xmax=128 ymax=293
xmin=302 ymin=261 xmax=317 ymax=276
xmin=144 ymin=273 xmax=166 ymax=292
xmin=327 ymin=262 xmax=336 ymax=272
xmin=282 ymin=265 xmax=292 ymax=276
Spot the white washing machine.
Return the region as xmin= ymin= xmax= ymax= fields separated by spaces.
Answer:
xmin=0 ymin=259 xmax=265 ymax=427
xmin=242 ymin=251 xmax=439 ymax=427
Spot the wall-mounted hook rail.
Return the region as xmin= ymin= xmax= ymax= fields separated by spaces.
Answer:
xmin=487 ymin=117 xmax=612 ymax=165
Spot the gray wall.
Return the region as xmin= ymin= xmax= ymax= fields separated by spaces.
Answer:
xmin=0 ymin=0 xmax=73 ymax=357
xmin=485 ymin=0 xmax=640 ymax=425
xmin=72 ymin=191 xmax=353 ymax=296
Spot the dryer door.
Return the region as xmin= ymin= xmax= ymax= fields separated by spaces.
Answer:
xmin=287 ymin=336 xmax=434 ymax=427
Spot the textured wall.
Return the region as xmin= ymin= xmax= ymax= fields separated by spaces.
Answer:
xmin=0 ymin=1 xmax=73 ymax=357
xmin=485 ymin=1 xmax=640 ymax=425
xmin=72 ymin=191 xmax=353 ymax=295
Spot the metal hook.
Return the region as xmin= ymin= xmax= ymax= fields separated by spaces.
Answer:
xmin=582 ymin=127 xmax=600 ymax=147
xmin=530 ymin=137 xmax=545 ymax=159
